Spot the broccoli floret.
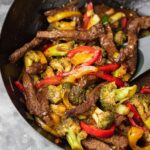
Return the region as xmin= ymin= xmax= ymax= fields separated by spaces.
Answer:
xmin=92 ymin=107 xmax=114 ymax=129
xmin=131 ymin=94 xmax=150 ymax=129
xmin=67 ymin=128 xmax=87 ymax=150
xmin=47 ymin=85 xmax=64 ymax=104
xmin=50 ymin=57 xmax=72 ymax=73
xmin=56 ymin=118 xmax=87 ymax=150
xmin=100 ymin=82 xmax=137 ymax=111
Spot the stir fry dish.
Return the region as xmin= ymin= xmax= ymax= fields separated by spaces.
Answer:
xmin=9 ymin=1 xmax=150 ymax=150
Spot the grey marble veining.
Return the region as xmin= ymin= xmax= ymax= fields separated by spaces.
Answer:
xmin=0 ymin=0 xmax=60 ymax=150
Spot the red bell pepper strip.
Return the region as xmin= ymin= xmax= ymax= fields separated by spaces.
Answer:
xmin=68 ymin=46 xmax=97 ymax=58
xmin=68 ymin=46 xmax=102 ymax=66
xmin=140 ymin=87 xmax=150 ymax=94
xmin=15 ymin=81 xmax=26 ymax=92
xmin=98 ymin=64 xmax=120 ymax=72
xmin=83 ymin=2 xmax=93 ymax=29
xmin=91 ymin=72 xmax=124 ymax=87
xmin=80 ymin=122 xmax=115 ymax=138
xmin=121 ymin=17 xmax=127 ymax=30
xmin=126 ymin=102 xmax=141 ymax=121
xmin=128 ymin=117 xmax=147 ymax=131
xmin=35 ymin=76 xmax=62 ymax=89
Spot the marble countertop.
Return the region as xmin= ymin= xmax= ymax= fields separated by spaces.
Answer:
xmin=0 ymin=0 xmax=60 ymax=150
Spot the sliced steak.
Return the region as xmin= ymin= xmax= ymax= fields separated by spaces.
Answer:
xmin=114 ymin=114 xmax=127 ymax=127
xmin=78 ymin=75 xmax=100 ymax=89
xmin=99 ymin=135 xmax=128 ymax=149
xmin=82 ymin=138 xmax=112 ymax=150
xmin=100 ymin=25 xmax=118 ymax=62
xmin=23 ymin=72 xmax=51 ymax=124
xmin=37 ymin=24 xmax=104 ymax=41
xmin=67 ymin=82 xmax=106 ymax=116
xmin=9 ymin=38 xmax=42 ymax=63
xmin=119 ymin=16 xmax=150 ymax=74
xmin=26 ymin=63 xmax=47 ymax=75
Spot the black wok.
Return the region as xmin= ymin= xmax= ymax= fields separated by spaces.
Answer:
xmin=0 ymin=0 xmax=150 ymax=149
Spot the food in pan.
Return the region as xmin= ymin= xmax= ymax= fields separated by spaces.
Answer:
xmin=9 ymin=1 xmax=150 ymax=150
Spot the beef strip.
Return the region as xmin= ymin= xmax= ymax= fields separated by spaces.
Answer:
xmin=36 ymin=24 xmax=104 ymax=41
xmin=119 ymin=16 xmax=150 ymax=74
xmin=82 ymin=138 xmax=112 ymax=150
xmin=114 ymin=114 xmax=127 ymax=127
xmin=23 ymin=72 xmax=51 ymax=124
xmin=78 ymin=75 xmax=100 ymax=89
xmin=9 ymin=38 xmax=42 ymax=63
xmin=94 ymin=4 xmax=111 ymax=18
xmin=26 ymin=63 xmax=47 ymax=75
xmin=66 ymin=82 xmax=106 ymax=116
xmin=100 ymin=25 xmax=118 ymax=62
xmin=98 ymin=135 xmax=128 ymax=149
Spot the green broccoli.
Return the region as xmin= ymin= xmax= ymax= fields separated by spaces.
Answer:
xmin=131 ymin=94 xmax=150 ymax=129
xmin=56 ymin=118 xmax=87 ymax=150
xmin=100 ymin=82 xmax=137 ymax=111
xmin=50 ymin=57 xmax=72 ymax=73
xmin=47 ymin=85 xmax=63 ymax=104
xmin=92 ymin=107 xmax=114 ymax=129
xmin=67 ymin=128 xmax=87 ymax=150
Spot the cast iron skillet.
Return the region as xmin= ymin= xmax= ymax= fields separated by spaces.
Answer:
xmin=0 ymin=0 xmax=150 ymax=149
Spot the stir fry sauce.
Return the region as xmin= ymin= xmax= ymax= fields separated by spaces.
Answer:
xmin=10 ymin=1 xmax=150 ymax=150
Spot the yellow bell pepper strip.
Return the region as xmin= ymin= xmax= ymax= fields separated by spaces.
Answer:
xmin=128 ymin=127 xmax=150 ymax=150
xmin=68 ymin=46 xmax=102 ymax=66
xmin=109 ymin=12 xmax=126 ymax=24
xmin=44 ymin=41 xmax=75 ymax=57
xmin=47 ymin=11 xmax=82 ymax=23
xmin=70 ymin=52 xmax=94 ymax=66
xmin=62 ymin=66 xmax=98 ymax=83
xmin=80 ymin=122 xmax=115 ymax=138
xmin=36 ymin=76 xmax=62 ymax=89
xmin=87 ymin=14 xmax=100 ymax=30
xmin=35 ymin=117 xmax=58 ymax=136
xmin=83 ymin=2 xmax=94 ymax=29
xmin=51 ymin=21 xmax=76 ymax=30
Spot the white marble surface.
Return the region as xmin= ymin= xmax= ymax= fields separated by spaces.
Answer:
xmin=0 ymin=0 xmax=60 ymax=150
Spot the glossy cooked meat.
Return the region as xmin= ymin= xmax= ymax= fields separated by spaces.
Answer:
xmin=22 ymin=72 xmax=51 ymax=124
xmin=9 ymin=38 xmax=42 ymax=63
xmin=82 ymin=138 xmax=112 ymax=150
xmin=99 ymin=135 xmax=128 ymax=149
xmin=36 ymin=24 xmax=104 ymax=41
xmin=100 ymin=25 xmax=118 ymax=62
xmin=119 ymin=16 xmax=150 ymax=74
xmin=67 ymin=82 xmax=106 ymax=116
xmin=26 ymin=63 xmax=47 ymax=75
